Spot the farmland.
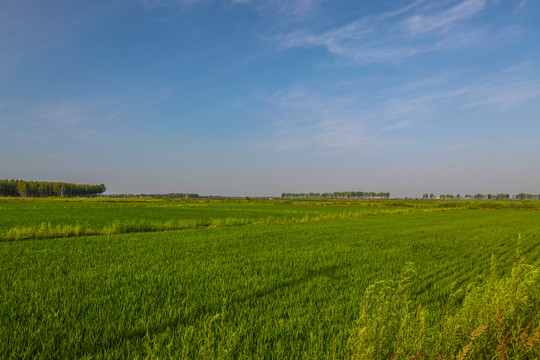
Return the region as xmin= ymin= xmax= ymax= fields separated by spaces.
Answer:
xmin=1 ymin=198 xmax=540 ymax=358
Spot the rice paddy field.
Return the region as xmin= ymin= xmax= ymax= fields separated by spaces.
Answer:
xmin=1 ymin=198 xmax=540 ymax=359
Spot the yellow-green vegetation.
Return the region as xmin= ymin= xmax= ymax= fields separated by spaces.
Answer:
xmin=0 ymin=198 xmax=539 ymax=358
xmin=0 ymin=197 xmax=454 ymax=241
xmin=347 ymin=236 xmax=540 ymax=359
xmin=1 ymin=198 xmax=537 ymax=242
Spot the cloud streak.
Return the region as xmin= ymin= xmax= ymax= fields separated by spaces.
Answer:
xmin=1 ymin=82 xmax=180 ymax=142
xmin=35 ymin=101 xmax=97 ymax=128
xmin=141 ymin=0 xmax=321 ymax=19
xmin=276 ymin=0 xmax=515 ymax=64
xmin=262 ymin=61 xmax=540 ymax=151
xmin=403 ymin=0 xmax=487 ymax=35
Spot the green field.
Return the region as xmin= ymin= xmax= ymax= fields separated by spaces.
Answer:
xmin=1 ymin=198 xmax=539 ymax=358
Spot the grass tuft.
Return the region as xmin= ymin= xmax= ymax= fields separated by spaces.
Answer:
xmin=346 ymin=235 xmax=540 ymax=359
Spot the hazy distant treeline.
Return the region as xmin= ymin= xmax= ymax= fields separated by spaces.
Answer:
xmin=423 ymin=193 xmax=540 ymax=200
xmin=514 ymin=193 xmax=540 ymax=200
xmin=0 ymin=179 xmax=106 ymax=197
xmin=105 ymin=193 xmax=200 ymax=198
xmin=281 ymin=192 xmax=391 ymax=199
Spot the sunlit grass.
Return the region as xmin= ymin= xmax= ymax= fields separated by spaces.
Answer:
xmin=346 ymin=235 xmax=540 ymax=359
xmin=1 ymin=199 xmax=539 ymax=358
xmin=1 ymin=207 xmax=459 ymax=241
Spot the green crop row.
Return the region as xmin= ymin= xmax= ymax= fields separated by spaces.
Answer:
xmin=1 ymin=208 xmax=540 ymax=358
xmin=0 ymin=200 xmax=375 ymax=232
xmin=1 ymin=207 xmax=458 ymax=242
xmin=347 ymin=237 xmax=540 ymax=359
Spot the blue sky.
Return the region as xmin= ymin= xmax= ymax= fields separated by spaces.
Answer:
xmin=1 ymin=0 xmax=539 ymax=196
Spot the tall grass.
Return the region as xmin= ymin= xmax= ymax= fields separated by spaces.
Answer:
xmin=0 ymin=207 xmax=455 ymax=242
xmin=346 ymin=235 xmax=540 ymax=359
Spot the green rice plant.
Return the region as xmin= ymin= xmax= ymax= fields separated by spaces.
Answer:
xmin=346 ymin=235 xmax=540 ymax=359
xmin=1 ymin=204 xmax=457 ymax=242
xmin=1 ymin=202 xmax=540 ymax=359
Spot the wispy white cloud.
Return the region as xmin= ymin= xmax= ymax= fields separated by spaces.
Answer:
xmin=261 ymin=61 xmax=540 ymax=151
xmin=26 ymin=100 xmax=117 ymax=140
xmin=263 ymin=85 xmax=372 ymax=150
xmin=395 ymin=62 xmax=540 ymax=111
xmin=230 ymin=0 xmax=321 ymax=18
xmin=380 ymin=121 xmax=411 ymax=132
xmin=142 ymin=0 xmax=320 ymax=19
xmin=459 ymin=81 xmax=540 ymax=110
xmin=72 ymin=129 xmax=99 ymax=140
xmin=0 ymin=80 xmax=184 ymax=148
xmin=141 ymin=0 xmax=207 ymax=9
xmin=6 ymin=83 xmax=177 ymax=140
xmin=35 ymin=101 xmax=93 ymax=128
xmin=376 ymin=0 xmax=429 ymax=20
xmin=147 ymin=86 xmax=177 ymax=106
xmin=3 ymin=97 xmax=119 ymax=143
xmin=403 ymin=0 xmax=486 ymax=35
xmin=276 ymin=0 xmax=514 ymax=64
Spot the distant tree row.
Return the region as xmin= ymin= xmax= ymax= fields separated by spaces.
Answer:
xmin=422 ymin=193 xmax=539 ymax=200
xmin=281 ymin=191 xmax=390 ymax=199
xmin=515 ymin=193 xmax=540 ymax=200
xmin=0 ymin=179 xmax=106 ymax=197
xmin=105 ymin=193 xmax=199 ymax=198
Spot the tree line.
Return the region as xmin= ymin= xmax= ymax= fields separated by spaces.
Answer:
xmin=422 ymin=193 xmax=540 ymax=200
xmin=104 ymin=193 xmax=199 ymax=198
xmin=281 ymin=191 xmax=391 ymax=199
xmin=515 ymin=193 xmax=540 ymax=200
xmin=0 ymin=179 xmax=106 ymax=197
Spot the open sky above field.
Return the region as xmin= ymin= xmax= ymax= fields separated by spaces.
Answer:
xmin=1 ymin=0 xmax=539 ymax=196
